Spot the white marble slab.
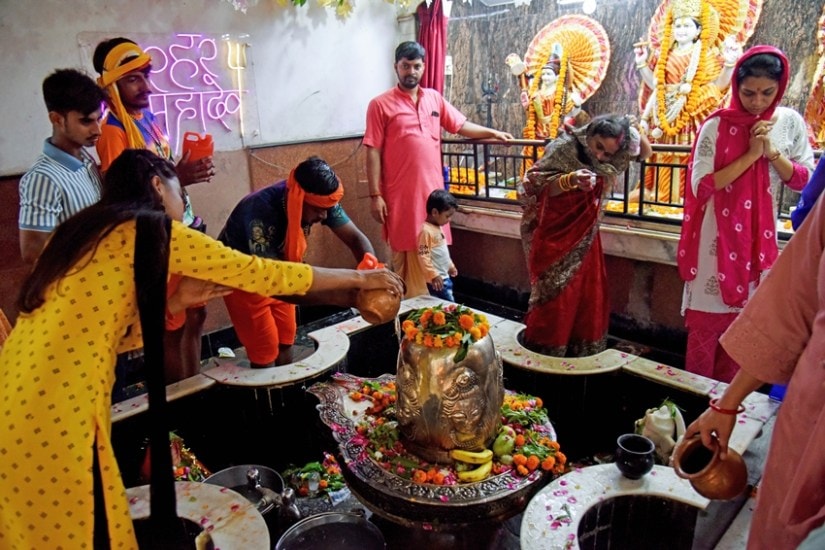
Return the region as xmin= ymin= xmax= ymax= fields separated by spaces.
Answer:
xmin=520 ymin=464 xmax=709 ymax=550
xmin=201 ymin=324 xmax=350 ymax=388
xmin=111 ymin=373 xmax=216 ymax=423
xmin=491 ymin=319 xmax=637 ymax=374
xmin=127 ymin=481 xmax=269 ymax=549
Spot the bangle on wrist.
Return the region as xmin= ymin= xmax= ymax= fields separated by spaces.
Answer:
xmin=768 ymin=151 xmax=781 ymax=162
xmin=724 ymin=62 xmax=736 ymax=68
xmin=709 ymin=398 xmax=745 ymax=415
xmin=369 ymin=193 xmax=382 ymax=198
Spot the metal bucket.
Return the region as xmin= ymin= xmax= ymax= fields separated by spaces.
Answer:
xmin=275 ymin=511 xmax=385 ymax=550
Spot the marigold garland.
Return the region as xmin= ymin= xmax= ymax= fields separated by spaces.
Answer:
xmin=653 ymin=0 xmax=716 ymax=138
xmin=401 ymin=304 xmax=490 ymax=362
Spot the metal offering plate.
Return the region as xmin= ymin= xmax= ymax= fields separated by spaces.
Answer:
xmin=308 ymin=373 xmax=556 ymax=528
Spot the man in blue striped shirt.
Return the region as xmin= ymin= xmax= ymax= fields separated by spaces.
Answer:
xmin=18 ymin=69 xmax=106 ymax=264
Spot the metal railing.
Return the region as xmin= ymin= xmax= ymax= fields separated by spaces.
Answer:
xmin=442 ymin=138 xmax=819 ymax=237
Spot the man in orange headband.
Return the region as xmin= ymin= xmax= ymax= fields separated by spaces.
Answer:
xmin=93 ymin=37 xmax=216 ymax=382
xmin=218 ymin=156 xmax=375 ymax=367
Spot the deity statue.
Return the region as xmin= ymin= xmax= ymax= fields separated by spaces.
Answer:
xmin=509 ymin=14 xmax=610 ymax=169
xmin=633 ymin=0 xmax=761 ymax=203
xmin=522 ymin=45 xmax=583 ymax=141
xmin=804 ymin=5 xmax=825 ymax=149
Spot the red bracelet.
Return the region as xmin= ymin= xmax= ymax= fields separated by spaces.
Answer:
xmin=709 ymin=398 xmax=745 ymax=415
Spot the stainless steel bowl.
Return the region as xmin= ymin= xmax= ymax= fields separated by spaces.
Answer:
xmin=204 ymin=465 xmax=284 ymax=514
xmin=275 ymin=512 xmax=385 ymax=550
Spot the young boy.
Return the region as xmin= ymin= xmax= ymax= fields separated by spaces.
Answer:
xmin=417 ymin=189 xmax=459 ymax=301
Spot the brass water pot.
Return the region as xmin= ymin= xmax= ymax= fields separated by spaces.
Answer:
xmin=672 ymin=435 xmax=748 ymax=500
xmin=395 ymin=334 xmax=504 ymax=464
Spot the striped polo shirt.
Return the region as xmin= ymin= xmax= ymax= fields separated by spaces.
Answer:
xmin=18 ymin=139 xmax=103 ymax=232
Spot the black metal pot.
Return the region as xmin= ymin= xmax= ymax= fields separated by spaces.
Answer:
xmin=204 ymin=465 xmax=284 ymax=514
xmin=275 ymin=511 xmax=386 ymax=550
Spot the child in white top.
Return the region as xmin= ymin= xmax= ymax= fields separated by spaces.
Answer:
xmin=417 ymin=189 xmax=458 ymax=301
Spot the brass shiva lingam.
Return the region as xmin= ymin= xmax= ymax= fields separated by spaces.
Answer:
xmin=395 ymin=305 xmax=504 ymax=464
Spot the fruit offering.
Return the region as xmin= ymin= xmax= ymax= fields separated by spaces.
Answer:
xmin=347 ymin=377 xmax=566 ymax=485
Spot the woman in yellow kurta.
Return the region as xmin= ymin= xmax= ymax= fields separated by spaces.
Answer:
xmin=0 ymin=150 xmax=402 ymax=549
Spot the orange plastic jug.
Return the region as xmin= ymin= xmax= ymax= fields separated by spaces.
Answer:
xmin=182 ymin=132 xmax=214 ymax=162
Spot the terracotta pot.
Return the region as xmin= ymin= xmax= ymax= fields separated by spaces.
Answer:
xmin=355 ymin=289 xmax=400 ymax=325
xmin=615 ymin=433 xmax=655 ymax=480
xmin=395 ymin=334 xmax=504 ymax=463
xmin=672 ymin=435 xmax=748 ymax=500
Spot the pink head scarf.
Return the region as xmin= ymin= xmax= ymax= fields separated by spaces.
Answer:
xmin=677 ymin=45 xmax=789 ymax=308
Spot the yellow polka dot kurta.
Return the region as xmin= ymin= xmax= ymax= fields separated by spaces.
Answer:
xmin=0 ymin=221 xmax=312 ymax=549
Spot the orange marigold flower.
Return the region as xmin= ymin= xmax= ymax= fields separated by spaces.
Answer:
xmin=445 ymin=336 xmax=455 ymax=348
xmin=541 ymin=456 xmax=556 ymax=471
xmin=412 ymin=469 xmax=428 ymax=484
xmin=433 ymin=311 xmax=446 ymax=325
xmin=534 ymin=397 xmax=544 ymax=408
xmin=556 ymin=451 xmax=567 ymax=465
xmin=512 ymin=454 xmax=528 ymax=466
xmin=526 ymin=455 xmax=540 ymax=472
xmin=548 ymin=440 xmax=560 ymax=452
xmin=516 ymin=464 xmax=529 ymax=476
xmin=402 ymin=319 xmax=415 ymax=331
xmin=478 ymin=323 xmax=489 ymax=337
xmin=423 ymin=334 xmax=434 ymax=348
xmin=433 ymin=472 xmax=445 ymax=485
xmin=514 ymin=434 xmax=526 ymax=447
xmin=459 ymin=314 xmax=475 ymax=330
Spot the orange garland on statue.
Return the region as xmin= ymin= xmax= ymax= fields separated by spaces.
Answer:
xmin=653 ymin=0 xmax=717 ymax=137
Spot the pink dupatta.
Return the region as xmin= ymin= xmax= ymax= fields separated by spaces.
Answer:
xmin=677 ymin=45 xmax=789 ymax=308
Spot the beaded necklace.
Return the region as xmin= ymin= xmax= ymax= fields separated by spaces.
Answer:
xmin=134 ymin=114 xmax=169 ymax=160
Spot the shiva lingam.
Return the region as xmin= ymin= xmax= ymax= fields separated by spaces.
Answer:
xmin=395 ymin=305 xmax=504 ymax=463
xmin=309 ymin=302 xmax=562 ymax=527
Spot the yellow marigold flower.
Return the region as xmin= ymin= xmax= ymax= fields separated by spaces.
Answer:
xmin=433 ymin=311 xmax=446 ymax=326
xmin=459 ymin=314 xmax=475 ymax=330
xmin=415 ymin=332 xmax=424 ymax=345
xmin=434 ymin=336 xmax=443 ymax=348
xmin=469 ymin=326 xmax=481 ymax=341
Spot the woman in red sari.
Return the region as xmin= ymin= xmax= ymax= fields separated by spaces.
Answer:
xmin=520 ymin=115 xmax=651 ymax=356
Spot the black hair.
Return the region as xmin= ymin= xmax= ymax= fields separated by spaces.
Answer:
xmin=293 ymin=156 xmax=339 ymax=195
xmin=92 ymin=37 xmax=139 ymax=74
xmin=427 ymin=189 xmax=458 ymax=213
xmin=42 ymin=68 xmax=106 ymax=116
xmin=586 ymin=114 xmax=632 ymax=150
xmin=18 ymin=150 xmax=176 ymax=313
xmin=395 ymin=41 xmax=426 ymax=63
xmin=736 ymin=53 xmax=783 ymax=85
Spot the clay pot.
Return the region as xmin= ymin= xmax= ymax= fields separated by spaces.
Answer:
xmin=672 ymin=435 xmax=748 ymax=500
xmin=615 ymin=433 xmax=655 ymax=480
xmin=355 ymin=289 xmax=400 ymax=325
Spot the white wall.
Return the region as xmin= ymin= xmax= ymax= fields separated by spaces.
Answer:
xmin=0 ymin=0 xmax=404 ymax=175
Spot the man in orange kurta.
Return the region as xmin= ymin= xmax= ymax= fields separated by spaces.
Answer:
xmin=364 ymin=41 xmax=513 ymax=297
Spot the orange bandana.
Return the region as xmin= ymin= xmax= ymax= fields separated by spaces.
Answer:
xmin=284 ymin=169 xmax=344 ymax=262
xmin=97 ymin=42 xmax=152 ymax=150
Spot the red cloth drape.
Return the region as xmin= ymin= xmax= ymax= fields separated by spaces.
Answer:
xmin=417 ymin=0 xmax=448 ymax=93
